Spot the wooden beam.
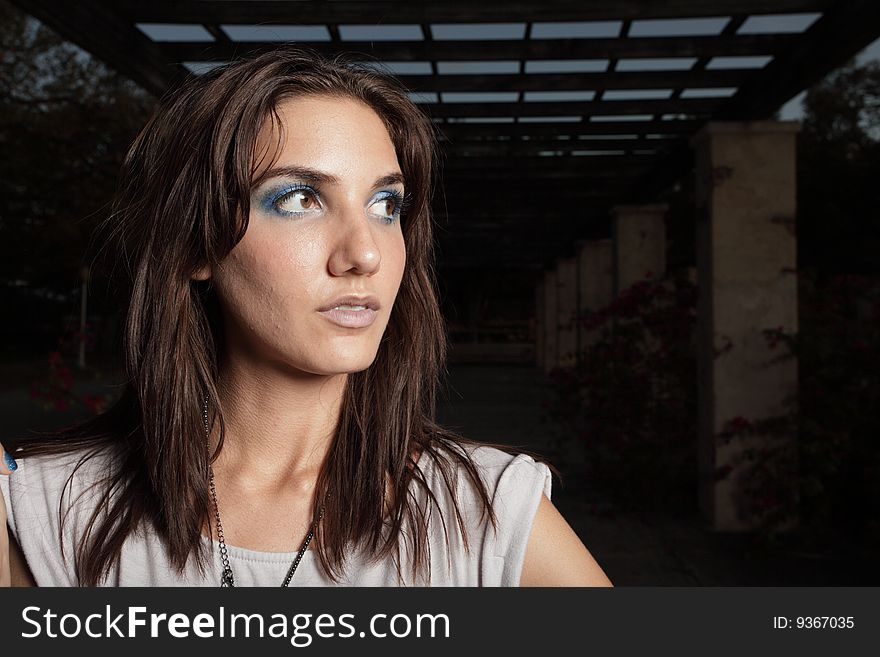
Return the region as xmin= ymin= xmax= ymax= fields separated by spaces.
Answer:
xmin=422 ymin=98 xmax=720 ymax=118
xmin=438 ymin=260 xmax=547 ymax=271
xmin=394 ymin=69 xmax=749 ymax=93
xmin=436 ymin=233 xmax=583 ymax=249
xmin=438 ymin=119 xmax=701 ymax=138
xmin=437 ymin=189 xmax=626 ymax=198
xmin=437 ymin=222 xmax=609 ymax=232
xmin=443 ymin=137 xmax=681 ymax=156
xmin=442 ymin=153 xmax=652 ymax=169
xmin=441 ymin=171 xmax=643 ymax=182
xmin=438 ymin=257 xmax=548 ymax=271
xmin=121 ymin=1 xmax=832 ymax=24
xmin=160 ymin=34 xmax=795 ymax=63
xmin=436 ymin=188 xmax=626 ymax=205
xmin=626 ymin=0 xmax=880 ymax=206
xmin=441 ymin=175 xmax=632 ymax=189
xmin=436 ymin=210 xmax=620 ymax=223
xmin=441 ymin=166 xmax=652 ymax=182
xmin=436 ymin=207 xmax=623 ymax=219
xmin=437 ymin=241 xmax=589 ymax=261
xmin=10 ymin=0 xmax=187 ymax=96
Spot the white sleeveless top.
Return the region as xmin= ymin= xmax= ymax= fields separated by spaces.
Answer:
xmin=2 ymin=444 xmax=551 ymax=587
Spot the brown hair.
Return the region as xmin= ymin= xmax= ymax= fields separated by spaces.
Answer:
xmin=12 ymin=46 xmax=519 ymax=585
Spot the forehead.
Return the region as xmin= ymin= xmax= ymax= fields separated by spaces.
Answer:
xmin=252 ymin=95 xmax=400 ymax=182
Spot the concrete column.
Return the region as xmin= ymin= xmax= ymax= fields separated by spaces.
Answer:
xmin=575 ymin=239 xmax=613 ymax=353
xmin=542 ymin=270 xmax=558 ymax=375
xmin=612 ymin=204 xmax=668 ymax=296
xmin=693 ymin=120 xmax=799 ymax=531
xmin=556 ymin=257 xmax=578 ymax=368
xmin=535 ymin=281 xmax=545 ymax=370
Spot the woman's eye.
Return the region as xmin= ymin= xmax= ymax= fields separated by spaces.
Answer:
xmin=369 ymin=192 xmax=403 ymax=222
xmin=275 ymin=188 xmax=320 ymax=214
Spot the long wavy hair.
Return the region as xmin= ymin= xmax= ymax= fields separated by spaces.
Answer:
xmin=11 ymin=46 xmax=510 ymax=586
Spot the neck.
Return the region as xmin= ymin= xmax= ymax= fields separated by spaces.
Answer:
xmin=209 ymin=351 xmax=348 ymax=495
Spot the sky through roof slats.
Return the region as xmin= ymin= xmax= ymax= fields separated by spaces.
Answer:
xmin=35 ymin=0 xmax=880 ymax=257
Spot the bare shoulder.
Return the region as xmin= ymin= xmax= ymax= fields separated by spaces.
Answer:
xmin=520 ymin=494 xmax=613 ymax=587
xmin=2 ymin=443 xmax=116 ymax=588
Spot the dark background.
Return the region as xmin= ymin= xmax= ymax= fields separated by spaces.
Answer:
xmin=2 ymin=1 xmax=879 ymax=585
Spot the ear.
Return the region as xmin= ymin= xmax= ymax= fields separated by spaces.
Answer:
xmin=191 ymin=264 xmax=212 ymax=281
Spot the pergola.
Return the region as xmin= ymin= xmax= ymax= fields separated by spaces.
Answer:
xmin=11 ymin=1 xmax=880 ymax=270
xmin=12 ymin=1 xmax=880 ymax=530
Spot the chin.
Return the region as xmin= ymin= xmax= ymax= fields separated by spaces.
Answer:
xmin=313 ymin=350 xmax=379 ymax=375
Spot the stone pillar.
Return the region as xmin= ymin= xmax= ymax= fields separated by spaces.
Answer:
xmin=693 ymin=120 xmax=799 ymax=531
xmin=612 ymin=204 xmax=668 ymax=296
xmin=535 ymin=280 xmax=545 ymax=370
xmin=556 ymin=257 xmax=578 ymax=368
xmin=542 ymin=269 xmax=558 ymax=375
xmin=575 ymin=239 xmax=613 ymax=353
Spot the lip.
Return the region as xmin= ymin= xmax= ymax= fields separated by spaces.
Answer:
xmin=317 ymin=294 xmax=381 ymax=328
xmin=318 ymin=307 xmax=378 ymax=328
xmin=318 ymin=294 xmax=381 ymax=312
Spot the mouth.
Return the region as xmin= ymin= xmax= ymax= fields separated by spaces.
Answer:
xmin=317 ymin=294 xmax=381 ymax=328
xmin=318 ymin=306 xmax=378 ymax=328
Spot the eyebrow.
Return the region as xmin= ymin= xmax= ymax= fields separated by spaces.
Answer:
xmin=252 ymin=165 xmax=405 ymax=190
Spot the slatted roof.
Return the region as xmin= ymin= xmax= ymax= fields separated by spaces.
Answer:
xmin=11 ymin=1 xmax=880 ymax=269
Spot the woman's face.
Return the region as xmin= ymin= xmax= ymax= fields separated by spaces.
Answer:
xmin=207 ymin=94 xmax=407 ymax=376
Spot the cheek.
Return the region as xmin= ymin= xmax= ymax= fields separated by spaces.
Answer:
xmin=216 ymin=233 xmax=320 ymax=328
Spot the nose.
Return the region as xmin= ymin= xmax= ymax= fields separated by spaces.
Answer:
xmin=327 ymin=202 xmax=381 ymax=276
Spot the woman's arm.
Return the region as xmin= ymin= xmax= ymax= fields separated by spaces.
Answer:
xmin=0 ymin=509 xmax=7 ymax=587
xmin=7 ymin=534 xmax=35 ymax=587
xmin=520 ymin=494 xmax=613 ymax=587
xmin=1 ymin=443 xmax=36 ymax=587
xmin=1 ymin=444 xmax=12 ymax=587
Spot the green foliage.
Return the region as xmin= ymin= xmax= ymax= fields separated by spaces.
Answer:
xmin=797 ymin=60 xmax=880 ymax=274
xmin=721 ymin=271 xmax=880 ymax=550
xmin=546 ymin=267 xmax=880 ymax=554
xmin=0 ymin=0 xmax=154 ymax=288
xmin=802 ymin=60 xmax=880 ymax=146
xmin=544 ymin=272 xmax=699 ymax=513
xmin=28 ymin=325 xmax=110 ymax=414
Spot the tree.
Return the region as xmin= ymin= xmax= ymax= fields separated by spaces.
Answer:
xmin=797 ymin=60 xmax=880 ymax=275
xmin=0 ymin=0 xmax=154 ymax=351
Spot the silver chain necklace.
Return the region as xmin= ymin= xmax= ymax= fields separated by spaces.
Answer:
xmin=203 ymin=396 xmax=323 ymax=587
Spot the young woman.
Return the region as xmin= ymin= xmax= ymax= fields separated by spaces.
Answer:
xmin=0 ymin=46 xmax=612 ymax=587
